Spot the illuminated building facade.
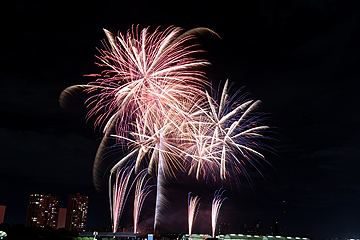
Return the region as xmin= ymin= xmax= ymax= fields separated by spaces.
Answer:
xmin=65 ymin=193 xmax=89 ymax=232
xmin=25 ymin=194 xmax=59 ymax=229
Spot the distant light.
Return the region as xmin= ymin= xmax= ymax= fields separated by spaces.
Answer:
xmin=0 ymin=231 xmax=7 ymax=239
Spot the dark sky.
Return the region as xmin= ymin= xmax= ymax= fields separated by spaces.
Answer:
xmin=1 ymin=1 xmax=360 ymax=239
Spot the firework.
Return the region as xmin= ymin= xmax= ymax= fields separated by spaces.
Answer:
xmin=60 ymin=25 xmax=219 ymax=231
xmin=183 ymin=80 xmax=272 ymax=186
xmin=111 ymin=106 xmax=190 ymax=229
xmin=188 ymin=192 xmax=201 ymax=235
xmin=211 ymin=189 xmax=227 ymax=238
xmin=133 ymin=170 xmax=153 ymax=233
xmin=60 ymin=25 xmax=218 ymax=187
xmin=109 ymin=167 xmax=134 ymax=233
xmin=93 ymin=26 xmax=219 ymax=230
xmin=60 ymin=25 xmax=215 ymax=134
xmin=60 ymin=24 xmax=274 ymax=234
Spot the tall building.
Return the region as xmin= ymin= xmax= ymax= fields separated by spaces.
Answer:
xmin=25 ymin=194 xmax=59 ymax=229
xmin=0 ymin=205 xmax=5 ymax=224
xmin=65 ymin=193 xmax=89 ymax=232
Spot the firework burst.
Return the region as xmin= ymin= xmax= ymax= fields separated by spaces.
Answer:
xmin=182 ymin=80 xmax=272 ymax=186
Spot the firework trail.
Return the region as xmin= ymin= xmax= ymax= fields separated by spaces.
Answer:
xmin=111 ymin=109 xmax=191 ymax=229
xmin=188 ymin=192 xmax=201 ymax=235
xmin=133 ymin=170 xmax=153 ymax=233
xmin=211 ymin=189 xmax=227 ymax=238
xmin=109 ymin=167 xmax=134 ymax=233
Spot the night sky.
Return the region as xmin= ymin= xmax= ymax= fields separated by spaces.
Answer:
xmin=2 ymin=1 xmax=360 ymax=239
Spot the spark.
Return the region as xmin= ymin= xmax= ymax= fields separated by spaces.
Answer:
xmin=188 ymin=192 xmax=201 ymax=235
xmin=133 ymin=170 xmax=153 ymax=233
xmin=211 ymin=189 xmax=227 ymax=238
xmin=109 ymin=167 xmax=133 ymax=233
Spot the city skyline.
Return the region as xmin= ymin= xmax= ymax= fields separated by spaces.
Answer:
xmin=17 ymin=193 xmax=89 ymax=231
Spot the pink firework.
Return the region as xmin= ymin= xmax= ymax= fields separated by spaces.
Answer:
xmin=133 ymin=170 xmax=153 ymax=233
xmin=211 ymin=189 xmax=227 ymax=238
xmin=60 ymin=25 xmax=219 ymax=190
xmin=188 ymin=192 xmax=201 ymax=235
xmin=66 ymin=26 xmax=213 ymax=134
xmin=109 ymin=167 xmax=134 ymax=233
